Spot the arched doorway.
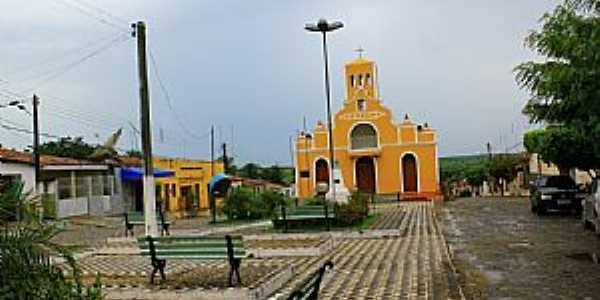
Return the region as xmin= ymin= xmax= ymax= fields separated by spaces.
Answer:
xmin=402 ymin=154 xmax=418 ymax=192
xmin=356 ymin=157 xmax=376 ymax=194
xmin=315 ymin=159 xmax=329 ymax=184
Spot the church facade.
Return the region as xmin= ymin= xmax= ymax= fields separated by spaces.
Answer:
xmin=295 ymin=56 xmax=440 ymax=199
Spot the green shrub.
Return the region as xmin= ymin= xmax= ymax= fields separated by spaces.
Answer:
xmin=0 ymin=181 xmax=103 ymax=299
xmin=222 ymin=188 xmax=289 ymax=220
xmin=334 ymin=191 xmax=370 ymax=226
xmin=303 ymin=197 xmax=324 ymax=205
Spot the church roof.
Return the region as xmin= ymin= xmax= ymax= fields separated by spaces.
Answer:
xmin=346 ymin=57 xmax=373 ymax=66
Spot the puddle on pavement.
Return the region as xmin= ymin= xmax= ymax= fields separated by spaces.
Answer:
xmin=565 ymin=252 xmax=596 ymax=263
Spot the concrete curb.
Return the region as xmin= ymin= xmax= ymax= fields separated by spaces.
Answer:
xmin=103 ymin=265 xmax=294 ymax=300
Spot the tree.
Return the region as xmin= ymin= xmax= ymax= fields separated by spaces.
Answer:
xmin=125 ymin=149 xmax=142 ymax=158
xmin=32 ymin=137 xmax=97 ymax=160
xmin=216 ymin=155 xmax=235 ymax=174
xmin=515 ymin=0 xmax=600 ymax=174
xmin=524 ymin=126 xmax=596 ymax=174
xmin=238 ymin=163 xmax=260 ymax=179
xmin=261 ymin=165 xmax=284 ymax=184
xmin=488 ymin=154 xmax=524 ymax=196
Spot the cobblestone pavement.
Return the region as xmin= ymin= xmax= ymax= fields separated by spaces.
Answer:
xmin=442 ymin=197 xmax=600 ymax=300
xmin=274 ymin=202 xmax=461 ymax=300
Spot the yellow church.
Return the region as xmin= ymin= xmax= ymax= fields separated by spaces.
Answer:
xmin=295 ymin=55 xmax=440 ymax=200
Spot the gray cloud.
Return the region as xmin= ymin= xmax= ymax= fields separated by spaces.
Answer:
xmin=0 ymin=0 xmax=558 ymax=164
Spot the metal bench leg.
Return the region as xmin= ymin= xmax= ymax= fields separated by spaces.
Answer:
xmin=126 ymin=224 xmax=134 ymax=237
xmin=150 ymin=259 xmax=166 ymax=284
xmin=234 ymin=258 xmax=241 ymax=286
xmin=229 ymin=258 xmax=241 ymax=287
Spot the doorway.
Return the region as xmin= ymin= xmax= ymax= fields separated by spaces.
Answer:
xmin=356 ymin=157 xmax=376 ymax=194
xmin=315 ymin=158 xmax=329 ymax=184
xmin=402 ymin=154 xmax=418 ymax=192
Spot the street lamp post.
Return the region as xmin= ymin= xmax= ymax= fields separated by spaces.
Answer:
xmin=305 ymin=18 xmax=343 ymax=203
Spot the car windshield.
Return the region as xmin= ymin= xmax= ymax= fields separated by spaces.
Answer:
xmin=543 ymin=176 xmax=576 ymax=189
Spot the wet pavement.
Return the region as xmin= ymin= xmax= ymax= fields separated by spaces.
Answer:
xmin=442 ymin=197 xmax=600 ymax=300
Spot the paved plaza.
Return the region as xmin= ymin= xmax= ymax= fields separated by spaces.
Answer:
xmin=65 ymin=202 xmax=462 ymax=299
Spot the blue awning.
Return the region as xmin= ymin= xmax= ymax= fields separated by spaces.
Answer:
xmin=120 ymin=167 xmax=175 ymax=181
xmin=208 ymin=173 xmax=231 ymax=195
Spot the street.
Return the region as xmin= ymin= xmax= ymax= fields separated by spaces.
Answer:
xmin=442 ymin=197 xmax=600 ymax=299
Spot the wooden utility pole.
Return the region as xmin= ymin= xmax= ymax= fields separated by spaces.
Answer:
xmin=222 ymin=142 xmax=228 ymax=173
xmin=32 ymin=94 xmax=40 ymax=192
xmin=209 ymin=125 xmax=216 ymax=223
xmin=135 ymin=21 xmax=158 ymax=237
xmin=210 ymin=125 xmax=215 ymax=177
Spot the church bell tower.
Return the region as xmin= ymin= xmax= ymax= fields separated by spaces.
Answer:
xmin=345 ymin=49 xmax=379 ymax=103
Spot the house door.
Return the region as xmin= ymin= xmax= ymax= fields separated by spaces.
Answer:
xmin=315 ymin=159 xmax=329 ymax=184
xmin=356 ymin=157 xmax=376 ymax=194
xmin=402 ymin=154 xmax=418 ymax=192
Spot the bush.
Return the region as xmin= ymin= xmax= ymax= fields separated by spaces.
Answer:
xmin=222 ymin=188 xmax=288 ymax=220
xmin=0 ymin=181 xmax=103 ymax=299
xmin=335 ymin=192 xmax=370 ymax=226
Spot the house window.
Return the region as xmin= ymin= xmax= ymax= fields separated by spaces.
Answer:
xmin=91 ymin=176 xmax=103 ymax=196
xmin=103 ymin=176 xmax=113 ymax=196
xmin=75 ymin=177 xmax=89 ymax=198
xmin=57 ymin=177 xmax=72 ymax=200
xmin=357 ymin=99 xmax=366 ymax=111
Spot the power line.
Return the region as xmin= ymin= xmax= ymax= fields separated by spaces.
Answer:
xmin=147 ymin=46 xmax=212 ymax=142
xmin=70 ymin=0 xmax=130 ymax=25
xmin=51 ymin=0 xmax=129 ymax=33
xmin=0 ymin=121 xmax=59 ymax=139
xmin=18 ymin=33 xmax=130 ymax=92
xmin=6 ymin=33 xmax=126 ymax=79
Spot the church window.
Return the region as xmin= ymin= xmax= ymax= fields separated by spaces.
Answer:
xmin=350 ymin=75 xmax=355 ymax=87
xmin=358 ymin=74 xmax=363 ymax=87
xmin=357 ymin=99 xmax=366 ymax=111
xmin=350 ymin=124 xmax=378 ymax=150
xmin=366 ymin=73 xmax=371 ymax=86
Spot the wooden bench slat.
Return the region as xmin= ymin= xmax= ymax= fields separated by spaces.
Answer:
xmin=140 ymin=236 xmax=242 ymax=242
xmin=139 ymin=243 xmax=243 ymax=250
xmin=140 ymin=248 xmax=246 ymax=254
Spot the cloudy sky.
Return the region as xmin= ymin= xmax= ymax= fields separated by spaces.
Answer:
xmin=0 ymin=0 xmax=558 ymax=165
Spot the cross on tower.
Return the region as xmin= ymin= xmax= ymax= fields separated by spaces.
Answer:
xmin=354 ymin=46 xmax=365 ymax=58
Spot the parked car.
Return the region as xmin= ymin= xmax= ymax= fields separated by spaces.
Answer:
xmin=582 ymin=179 xmax=600 ymax=234
xmin=530 ymin=175 xmax=585 ymax=215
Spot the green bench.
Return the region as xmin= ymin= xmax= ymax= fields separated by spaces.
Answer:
xmin=276 ymin=204 xmax=336 ymax=232
xmin=288 ymin=260 xmax=334 ymax=300
xmin=284 ymin=204 xmax=335 ymax=220
xmin=138 ymin=235 xmax=245 ymax=285
xmin=124 ymin=211 xmax=171 ymax=237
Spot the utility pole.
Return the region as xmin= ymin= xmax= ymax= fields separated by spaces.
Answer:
xmin=32 ymin=94 xmax=40 ymax=192
xmin=209 ymin=125 xmax=216 ymax=224
xmin=134 ymin=21 xmax=158 ymax=237
xmin=210 ymin=125 xmax=215 ymax=177
xmin=222 ymin=142 xmax=228 ymax=173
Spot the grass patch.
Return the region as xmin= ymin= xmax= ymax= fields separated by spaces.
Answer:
xmin=353 ymin=214 xmax=377 ymax=231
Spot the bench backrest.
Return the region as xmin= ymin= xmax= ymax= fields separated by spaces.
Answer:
xmin=288 ymin=260 xmax=334 ymax=300
xmin=125 ymin=211 xmax=168 ymax=224
xmin=287 ymin=205 xmax=334 ymax=217
xmin=138 ymin=235 xmax=245 ymax=262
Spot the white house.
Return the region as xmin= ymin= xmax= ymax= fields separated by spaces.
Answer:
xmin=0 ymin=147 xmax=124 ymax=218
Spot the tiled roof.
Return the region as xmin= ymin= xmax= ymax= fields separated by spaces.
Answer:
xmin=0 ymin=147 xmax=100 ymax=166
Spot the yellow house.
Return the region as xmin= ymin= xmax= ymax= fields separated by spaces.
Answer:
xmin=295 ymin=56 xmax=440 ymax=200
xmin=154 ymin=158 xmax=224 ymax=216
